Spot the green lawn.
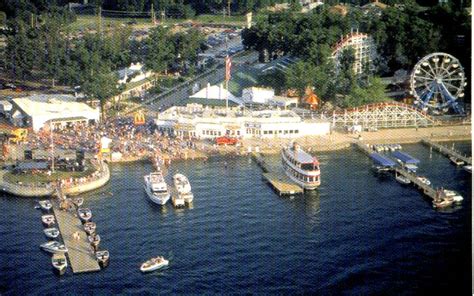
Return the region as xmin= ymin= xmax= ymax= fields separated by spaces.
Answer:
xmin=4 ymin=167 xmax=96 ymax=184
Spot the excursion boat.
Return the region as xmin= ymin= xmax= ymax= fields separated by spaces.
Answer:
xmin=84 ymin=222 xmax=96 ymax=235
xmin=144 ymin=172 xmax=171 ymax=205
xmin=173 ymin=173 xmax=194 ymax=204
xmin=40 ymin=241 xmax=68 ymax=254
xmin=416 ymin=176 xmax=431 ymax=186
xmin=96 ymin=250 xmax=110 ymax=268
xmin=38 ymin=200 xmax=52 ymax=211
xmin=443 ymin=190 xmax=463 ymax=203
xmin=140 ymin=256 xmax=169 ymax=273
xmin=449 ymin=156 xmax=464 ymax=166
xmin=52 ymin=254 xmax=67 ymax=275
xmin=395 ymin=173 xmax=411 ymax=185
xmin=78 ymin=208 xmax=92 ymax=222
xmin=44 ymin=227 xmax=60 ymax=239
xmin=463 ymin=165 xmax=472 ymax=173
xmin=42 ymin=215 xmax=56 ymax=227
xmin=281 ymin=143 xmax=320 ymax=190
xmin=72 ymin=197 xmax=84 ymax=207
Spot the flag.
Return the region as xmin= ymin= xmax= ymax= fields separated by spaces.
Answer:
xmin=225 ymin=55 xmax=232 ymax=81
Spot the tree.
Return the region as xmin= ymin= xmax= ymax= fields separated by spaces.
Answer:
xmin=172 ymin=28 xmax=204 ymax=74
xmin=5 ymin=19 xmax=37 ymax=79
xmin=343 ymin=77 xmax=389 ymax=107
xmin=82 ymin=70 xmax=120 ymax=120
xmin=144 ymin=26 xmax=175 ymax=75
xmin=285 ymin=61 xmax=317 ymax=102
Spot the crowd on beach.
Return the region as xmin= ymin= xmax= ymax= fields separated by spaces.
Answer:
xmin=24 ymin=117 xmax=203 ymax=162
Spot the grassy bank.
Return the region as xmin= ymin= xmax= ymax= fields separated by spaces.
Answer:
xmin=4 ymin=167 xmax=95 ymax=184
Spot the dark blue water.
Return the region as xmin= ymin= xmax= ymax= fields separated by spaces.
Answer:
xmin=0 ymin=142 xmax=471 ymax=295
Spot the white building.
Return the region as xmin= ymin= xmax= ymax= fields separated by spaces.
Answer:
xmin=242 ymin=87 xmax=275 ymax=104
xmin=117 ymin=62 xmax=153 ymax=85
xmin=189 ymin=83 xmax=242 ymax=106
xmin=10 ymin=94 xmax=100 ymax=131
xmin=331 ymin=31 xmax=377 ymax=75
xmin=155 ymin=104 xmax=330 ymax=139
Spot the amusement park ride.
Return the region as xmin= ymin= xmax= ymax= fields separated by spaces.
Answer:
xmin=409 ymin=52 xmax=467 ymax=115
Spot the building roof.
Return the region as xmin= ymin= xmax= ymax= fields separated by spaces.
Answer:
xmin=392 ymin=151 xmax=420 ymax=164
xmin=370 ymin=153 xmax=396 ymax=167
xmin=190 ymin=84 xmax=240 ymax=104
xmin=12 ymin=95 xmax=97 ymax=118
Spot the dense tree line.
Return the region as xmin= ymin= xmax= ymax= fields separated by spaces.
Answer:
xmin=243 ymin=3 xmax=470 ymax=108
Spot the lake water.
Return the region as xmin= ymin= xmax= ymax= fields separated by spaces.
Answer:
xmin=0 ymin=142 xmax=471 ymax=295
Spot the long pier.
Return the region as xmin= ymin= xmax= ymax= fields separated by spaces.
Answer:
xmin=421 ymin=139 xmax=472 ymax=165
xmin=393 ymin=167 xmax=437 ymax=200
xmin=251 ymin=153 xmax=303 ymax=196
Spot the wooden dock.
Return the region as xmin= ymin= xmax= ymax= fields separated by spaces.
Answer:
xmin=251 ymin=152 xmax=303 ymax=196
xmin=52 ymin=206 xmax=100 ymax=274
xmin=421 ymin=139 xmax=471 ymax=165
xmin=393 ymin=167 xmax=438 ymax=200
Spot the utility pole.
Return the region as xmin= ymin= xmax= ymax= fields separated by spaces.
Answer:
xmin=30 ymin=13 xmax=34 ymax=29
xmin=161 ymin=10 xmax=165 ymax=25
xmin=97 ymin=6 xmax=102 ymax=36
xmin=151 ymin=4 xmax=155 ymax=24
xmin=227 ymin=0 xmax=231 ymax=17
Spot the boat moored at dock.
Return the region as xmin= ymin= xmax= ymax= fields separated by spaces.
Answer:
xmin=52 ymin=254 xmax=67 ymax=275
xmin=77 ymin=208 xmax=92 ymax=223
xmin=449 ymin=156 xmax=465 ymax=166
xmin=173 ymin=173 xmax=194 ymax=204
xmin=38 ymin=200 xmax=52 ymax=211
xmin=144 ymin=172 xmax=171 ymax=205
xmin=72 ymin=198 xmax=84 ymax=207
xmin=392 ymin=151 xmax=420 ymax=172
xmin=281 ymin=143 xmax=320 ymax=190
xmin=44 ymin=227 xmax=60 ymax=239
xmin=96 ymin=250 xmax=110 ymax=268
xmin=40 ymin=241 xmax=68 ymax=254
xmin=369 ymin=153 xmax=396 ymax=172
xmin=140 ymin=256 xmax=169 ymax=273
xmin=83 ymin=222 xmax=96 ymax=235
xmin=463 ymin=165 xmax=472 ymax=173
xmin=416 ymin=176 xmax=431 ymax=186
xmin=395 ymin=173 xmax=411 ymax=185
xmin=42 ymin=215 xmax=56 ymax=227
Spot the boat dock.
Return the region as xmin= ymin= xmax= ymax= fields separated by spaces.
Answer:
xmin=52 ymin=205 xmax=101 ymax=273
xmin=421 ymin=139 xmax=472 ymax=165
xmin=251 ymin=153 xmax=303 ymax=196
xmin=393 ymin=167 xmax=437 ymax=200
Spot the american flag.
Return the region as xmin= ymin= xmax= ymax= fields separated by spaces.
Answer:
xmin=225 ymin=55 xmax=232 ymax=81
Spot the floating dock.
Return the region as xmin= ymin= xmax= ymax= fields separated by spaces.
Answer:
xmin=53 ymin=206 xmax=100 ymax=273
xmin=421 ymin=139 xmax=472 ymax=165
xmin=251 ymin=153 xmax=303 ymax=196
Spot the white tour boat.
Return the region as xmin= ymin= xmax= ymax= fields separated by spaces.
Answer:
xmin=52 ymin=253 xmax=67 ymax=275
xmin=281 ymin=143 xmax=321 ymax=190
xmin=38 ymin=200 xmax=52 ymax=211
xmin=144 ymin=172 xmax=171 ymax=205
xmin=44 ymin=227 xmax=60 ymax=239
xmin=140 ymin=256 xmax=169 ymax=273
xmin=40 ymin=241 xmax=68 ymax=254
xmin=42 ymin=215 xmax=56 ymax=227
xmin=173 ymin=173 xmax=194 ymax=204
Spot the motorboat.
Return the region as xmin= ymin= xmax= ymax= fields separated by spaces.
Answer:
xmin=432 ymin=198 xmax=453 ymax=209
xmin=88 ymin=234 xmax=101 ymax=248
xmin=449 ymin=156 xmax=464 ymax=166
xmin=173 ymin=173 xmax=194 ymax=204
xmin=463 ymin=165 xmax=472 ymax=173
xmin=72 ymin=197 xmax=84 ymax=207
xmin=416 ymin=176 xmax=431 ymax=186
xmin=96 ymin=250 xmax=110 ymax=268
xmin=172 ymin=195 xmax=185 ymax=208
xmin=78 ymin=208 xmax=92 ymax=222
xmin=52 ymin=253 xmax=67 ymax=275
xmin=44 ymin=227 xmax=60 ymax=239
xmin=144 ymin=172 xmax=171 ymax=205
xmin=395 ymin=174 xmax=411 ymax=185
xmin=42 ymin=215 xmax=56 ymax=227
xmin=40 ymin=241 xmax=68 ymax=254
xmin=140 ymin=256 xmax=169 ymax=273
xmin=83 ymin=222 xmax=96 ymax=235
xmin=38 ymin=200 xmax=52 ymax=211
xmin=281 ymin=142 xmax=320 ymax=190
xmin=443 ymin=190 xmax=463 ymax=203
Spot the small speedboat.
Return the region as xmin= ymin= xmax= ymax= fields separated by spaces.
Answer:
xmin=38 ymin=200 xmax=52 ymax=211
xmin=78 ymin=208 xmax=92 ymax=222
xmin=84 ymin=222 xmax=96 ymax=235
xmin=463 ymin=165 xmax=472 ymax=173
xmin=395 ymin=174 xmax=411 ymax=185
xmin=433 ymin=198 xmax=453 ymax=209
xmin=416 ymin=176 xmax=431 ymax=186
xmin=95 ymin=250 xmax=110 ymax=268
xmin=72 ymin=197 xmax=84 ymax=207
xmin=173 ymin=173 xmax=194 ymax=204
xmin=140 ymin=256 xmax=169 ymax=273
xmin=44 ymin=227 xmax=60 ymax=239
xmin=40 ymin=241 xmax=68 ymax=254
xmin=88 ymin=234 xmax=101 ymax=247
xmin=42 ymin=215 xmax=56 ymax=227
xmin=449 ymin=156 xmax=464 ymax=166
xmin=443 ymin=190 xmax=463 ymax=203
xmin=52 ymin=253 xmax=67 ymax=275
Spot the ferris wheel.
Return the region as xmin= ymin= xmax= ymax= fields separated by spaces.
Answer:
xmin=409 ymin=52 xmax=466 ymax=114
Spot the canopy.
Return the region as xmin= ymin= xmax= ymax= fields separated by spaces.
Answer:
xmin=392 ymin=151 xmax=420 ymax=164
xmin=369 ymin=153 xmax=396 ymax=167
